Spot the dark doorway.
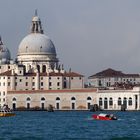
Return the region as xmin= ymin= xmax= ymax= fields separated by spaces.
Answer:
xmin=13 ymin=103 xmax=16 ymax=110
xmin=27 ymin=103 xmax=30 ymax=109
xmin=72 ymin=103 xmax=75 ymax=110
xmin=56 ymin=103 xmax=60 ymax=109
xmin=104 ymin=98 xmax=108 ymax=109
xmin=41 ymin=103 xmax=45 ymax=110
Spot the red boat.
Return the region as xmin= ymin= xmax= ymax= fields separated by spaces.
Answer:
xmin=92 ymin=113 xmax=117 ymax=120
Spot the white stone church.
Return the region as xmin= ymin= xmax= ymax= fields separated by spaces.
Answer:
xmin=0 ymin=12 xmax=140 ymax=111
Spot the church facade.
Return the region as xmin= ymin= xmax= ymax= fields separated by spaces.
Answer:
xmin=0 ymin=12 xmax=84 ymax=108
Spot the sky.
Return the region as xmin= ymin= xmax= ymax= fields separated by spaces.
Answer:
xmin=1 ymin=0 xmax=140 ymax=77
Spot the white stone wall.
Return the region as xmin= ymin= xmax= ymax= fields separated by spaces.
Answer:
xmin=0 ymin=76 xmax=8 ymax=106
xmin=49 ymin=76 xmax=63 ymax=90
xmin=6 ymin=87 xmax=140 ymax=111
xmin=97 ymin=89 xmax=140 ymax=110
xmin=70 ymin=77 xmax=84 ymax=89
xmin=7 ymin=90 xmax=97 ymax=110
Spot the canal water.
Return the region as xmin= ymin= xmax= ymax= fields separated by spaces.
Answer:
xmin=0 ymin=111 xmax=140 ymax=140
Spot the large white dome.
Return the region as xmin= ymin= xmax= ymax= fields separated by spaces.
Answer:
xmin=16 ymin=12 xmax=59 ymax=72
xmin=18 ymin=33 xmax=56 ymax=55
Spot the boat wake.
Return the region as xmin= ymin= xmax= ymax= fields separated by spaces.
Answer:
xmin=86 ymin=117 xmax=93 ymax=121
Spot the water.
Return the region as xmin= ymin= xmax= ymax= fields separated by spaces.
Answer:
xmin=0 ymin=111 xmax=140 ymax=140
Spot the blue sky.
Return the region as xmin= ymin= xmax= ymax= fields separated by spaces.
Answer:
xmin=1 ymin=0 xmax=140 ymax=76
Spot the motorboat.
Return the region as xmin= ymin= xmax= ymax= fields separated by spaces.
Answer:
xmin=92 ymin=113 xmax=117 ymax=120
xmin=0 ymin=104 xmax=15 ymax=117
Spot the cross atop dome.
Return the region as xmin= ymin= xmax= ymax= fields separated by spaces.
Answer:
xmin=31 ymin=10 xmax=44 ymax=34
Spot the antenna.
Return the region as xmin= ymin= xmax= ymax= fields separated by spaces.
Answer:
xmin=35 ymin=9 xmax=38 ymax=16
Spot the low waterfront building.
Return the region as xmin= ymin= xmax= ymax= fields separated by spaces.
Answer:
xmin=96 ymin=87 xmax=140 ymax=110
xmin=6 ymin=87 xmax=140 ymax=111
xmin=7 ymin=89 xmax=97 ymax=110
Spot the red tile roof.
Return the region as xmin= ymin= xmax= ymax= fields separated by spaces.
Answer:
xmin=0 ymin=70 xmax=13 ymax=76
xmin=0 ymin=71 xmax=84 ymax=77
xmin=89 ymin=68 xmax=139 ymax=78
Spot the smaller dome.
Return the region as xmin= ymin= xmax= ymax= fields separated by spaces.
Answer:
xmin=0 ymin=37 xmax=11 ymax=61
xmin=0 ymin=46 xmax=11 ymax=60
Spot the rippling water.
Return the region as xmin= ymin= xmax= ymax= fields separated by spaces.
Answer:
xmin=0 ymin=111 xmax=140 ymax=140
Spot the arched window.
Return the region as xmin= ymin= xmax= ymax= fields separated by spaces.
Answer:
xmin=12 ymin=97 xmax=16 ymax=101
xmin=87 ymin=97 xmax=92 ymax=100
xmin=118 ymin=97 xmax=121 ymax=105
xmin=71 ymin=97 xmax=76 ymax=101
xmin=56 ymin=97 xmax=60 ymax=101
xmin=42 ymin=65 xmax=46 ymax=73
xmin=109 ymin=97 xmax=113 ymax=106
xmin=26 ymin=97 xmax=31 ymax=101
xmin=128 ymin=97 xmax=132 ymax=106
xmin=41 ymin=97 xmax=45 ymax=101
xmin=99 ymin=98 xmax=102 ymax=106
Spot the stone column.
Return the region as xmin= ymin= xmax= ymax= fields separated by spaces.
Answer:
xmin=35 ymin=72 xmax=40 ymax=90
xmin=10 ymin=70 xmax=15 ymax=90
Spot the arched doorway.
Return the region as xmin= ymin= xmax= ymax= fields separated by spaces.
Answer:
xmin=109 ymin=98 xmax=113 ymax=106
xmin=87 ymin=96 xmax=92 ymax=109
xmin=118 ymin=97 xmax=122 ymax=106
xmin=26 ymin=97 xmax=31 ymax=109
xmin=128 ymin=97 xmax=132 ymax=106
xmin=104 ymin=97 xmax=108 ymax=109
xmin=12 ymin=97 xmax=16 ymax=110
xmin=99 ymin=98 xmax=102 ymax=107
xmin=71 ymin=97 xmax=76 ymax=110
xmin=56 ymin=97 xmax=60 ymax=110
xmin=41 ymin=97 xmax=45 ymax=110
xmin=12 ymin=103 xmax=16 ymax=110
xmin=123 ymin=97 xmax=127 ymax=109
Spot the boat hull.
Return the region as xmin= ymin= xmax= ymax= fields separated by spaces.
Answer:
xmin=92 ymin=114 xmax=117 ymax=120
xmin=0 ymin=113 xmax=15 ymax=117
